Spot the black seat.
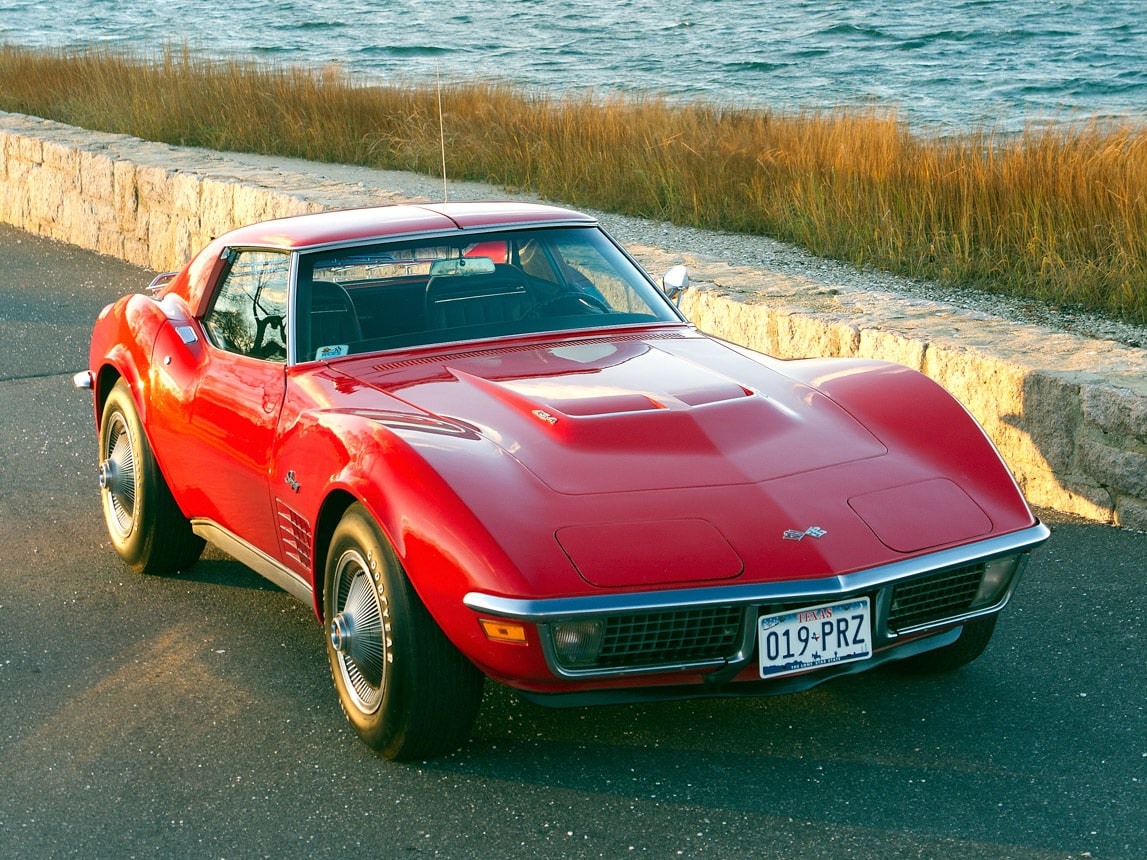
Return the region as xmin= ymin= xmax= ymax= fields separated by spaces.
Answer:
xmin=308 ymin=280 xmax=362 ymax=356
xmin=424 ymin=271 xmax=533 ymax=329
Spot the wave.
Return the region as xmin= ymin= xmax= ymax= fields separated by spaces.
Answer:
xmin=2 ymin=0 xmax=1144 ymax=132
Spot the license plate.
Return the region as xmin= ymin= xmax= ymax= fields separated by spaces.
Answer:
xmin=758 ymin=597 xmax=872 ymax=678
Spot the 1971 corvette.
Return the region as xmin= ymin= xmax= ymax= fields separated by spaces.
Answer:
xmin=76 ymin=201 xmax=1048 ymax=759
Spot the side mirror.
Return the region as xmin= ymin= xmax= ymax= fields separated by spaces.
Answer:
xmin=661 ymin=265 xmax=690 ymax=302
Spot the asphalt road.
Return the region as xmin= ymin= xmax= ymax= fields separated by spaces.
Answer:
xmin=0 ymin=223 xmax=1144 ymax=859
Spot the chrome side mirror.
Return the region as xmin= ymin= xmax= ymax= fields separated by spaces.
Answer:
xmin=661 ymin=265 xmax=690 ymax=302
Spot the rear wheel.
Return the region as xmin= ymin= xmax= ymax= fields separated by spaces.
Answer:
xmin=324 ymin=503 xmax=484 ymax=760
xmin=895 ymin=615 xmax=998 ymax=673
xmin=98 ymin=380 xmax=204 ymax=575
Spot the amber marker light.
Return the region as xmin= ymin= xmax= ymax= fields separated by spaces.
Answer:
xmin=479 ymin=618 xmax=529 ymax=644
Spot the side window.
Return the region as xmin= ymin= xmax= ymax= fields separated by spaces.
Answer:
xmin=203 ymin=250 xmax=290 ymax=362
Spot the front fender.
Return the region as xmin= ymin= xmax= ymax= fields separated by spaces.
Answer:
xmin=272 ymin=406 xmax=575 ymax=660
xmin=779 ymin=357 xmax=1036 ymax=529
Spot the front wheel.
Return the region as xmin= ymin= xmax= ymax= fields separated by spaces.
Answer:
xmin=324 ymin=503 xmax=484 ymax=760
xmin=98 ymin=380 xmax=204 ymax=575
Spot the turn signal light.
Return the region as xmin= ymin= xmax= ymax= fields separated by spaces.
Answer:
xmin=479 ymin=618 xmax=529 ymax=644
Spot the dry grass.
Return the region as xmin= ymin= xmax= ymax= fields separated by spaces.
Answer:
xmin=2 ymin=44 xmax=1144 ymax=324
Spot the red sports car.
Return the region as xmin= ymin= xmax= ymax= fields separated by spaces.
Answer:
xmin=76 ymin=201 xmax=1048 ymax=760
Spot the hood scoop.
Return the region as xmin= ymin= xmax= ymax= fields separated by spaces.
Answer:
xmin=355 ymin=338 xmax=888 ymax=495
xmin=448 ymin=366 xmax=754 ymax=420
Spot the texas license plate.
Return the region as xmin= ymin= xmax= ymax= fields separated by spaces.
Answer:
xmin=758 ymin=597 xmax=872 ymax=678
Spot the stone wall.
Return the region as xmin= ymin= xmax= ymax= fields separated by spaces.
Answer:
xmin=2 ymin=110 xmax=1145 ymax=529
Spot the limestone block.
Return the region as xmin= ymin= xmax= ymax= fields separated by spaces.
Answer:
xmin=233 ymin=183 xmax=269 ymax=226
xmin=35 ymin=168 xmax=67 ymax=228
xmin=858 ymin=327 xmax=927 ymax=371
xmin=172 ymin=172 xmax=202 ymax=218
xmin=121 ymin=235 xmax=150 ymax=269
xmin=4 ymin=154 xmax=34 ymax=186
xmin=1026 ymin=477 xmax=1112 ymax=522
xmin=16 ymin=135 xmax=43 ymax=164
xmin=41 ymin=140 xmax=78 ymax=177
xmin=146 ymin=208 xmax=177 ymax=272
xmin=97 ymin=222 xmax=126 ymax=259
xmin=0 ymin=181 xmax=26 ymax=225
xmin=1115 ymin=497 xmax=1147 ymax=532
xmin=682 ymin=291 xmax=776 ymax=357
xmin=113 ymin=160 xmax=139 ymax=232
xmin=1077 ymin=440 xmax=1147 ymax=499
xmin=774 ymin=311 xmax=848 ymax=359
xmin=173 ymin=220 xmax=196 ymax=269
xmin=199 ymin=178 xmax=237 ymax=239
xmin=136 ymin=165 xmax=174 ymax=211
xmin=1081 ymin=384 xmax=1147 ymax=443
xmin=79 ymin=151 xmax=115 ymax=201
xmin=925 ymin=346 xmax=1026 ymax=428
xmin=1016 ymin=371 xmax=1083 ymax=474
xmin=63 ymin=193 xmax=101 ymax=251
xmin=828 ymin=321 xmax=862 ymax=357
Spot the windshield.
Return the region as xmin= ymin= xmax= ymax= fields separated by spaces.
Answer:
xmin=293 ymin=226 xmax=681 ymax=362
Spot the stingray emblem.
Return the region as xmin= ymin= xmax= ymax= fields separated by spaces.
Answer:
xmin=532 ymin=409 xmax=559 ymax=425
xmin=783 ymin=526 xmax=827 ymax=541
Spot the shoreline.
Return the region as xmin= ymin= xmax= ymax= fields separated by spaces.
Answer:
xmin=1 ymin=110 xmax=1144 ymax=530
xmin=2 ymin=44 xmax=1144 ymax=328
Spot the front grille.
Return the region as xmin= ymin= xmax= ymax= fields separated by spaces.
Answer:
xmin=887 ymin=563 xmax=986 ymax=631
xmin=586 ymin=606 xmax=744 ymax=670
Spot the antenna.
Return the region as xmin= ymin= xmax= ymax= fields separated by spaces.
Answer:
xmin=436 ymin=63 xmax=448 ymax=203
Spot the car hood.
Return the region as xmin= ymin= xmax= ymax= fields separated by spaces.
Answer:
xmin=337 ymin=332 xmax=887 ymax=495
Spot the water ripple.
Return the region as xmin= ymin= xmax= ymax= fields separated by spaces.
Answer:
xmin=0 ymin=0 xmax=1144 ymax=130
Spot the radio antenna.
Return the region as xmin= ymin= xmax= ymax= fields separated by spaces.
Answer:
xmin=436 ymin=63 xmax=448 ymax=203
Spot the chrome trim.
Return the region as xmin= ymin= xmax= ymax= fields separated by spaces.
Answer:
xmin=283 ymin=218 xmax=599 ymax=255
xmin=517 ymin=626 xmax=964 ymax=708
xmin=147 ymin=272 xmax=179 ymax=293
xmin=464 ymin=523 xmax=1049 ymax=621
xmin=174 ymin=325 xmax=199 ymax=345
xmin=72 ymin=370 xmax=94 ymax=390
xmin=286 ymin=251 xmax=300 ymax=366
xmin=537 ymin=605 xmax=761 ymax=681
xmin=470 ymin=523 xmax=1048 ymax=679
xmin=191 ymin=519 xmax=314 ymax=604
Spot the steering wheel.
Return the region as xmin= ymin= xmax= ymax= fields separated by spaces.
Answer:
xmin=526 ymin=292 xmax=610 ymax=318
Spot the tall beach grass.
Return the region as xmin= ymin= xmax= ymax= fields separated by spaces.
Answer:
xmin=1 ymin=44 xmax=1144 ymax=325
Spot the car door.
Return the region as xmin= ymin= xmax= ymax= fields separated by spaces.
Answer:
xmin=183 ymin=248 xmax=291 ymax=558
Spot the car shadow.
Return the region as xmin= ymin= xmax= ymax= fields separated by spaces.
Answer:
xmin=172 ymin=547 xmax=287 ymax=593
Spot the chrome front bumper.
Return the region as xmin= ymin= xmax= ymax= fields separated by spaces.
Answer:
xmin=464 ymin=523 xmax=1050 ymax=680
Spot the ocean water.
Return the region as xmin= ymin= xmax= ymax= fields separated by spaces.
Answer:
xmin=2 ymin=0 xmax=1145 ymax=131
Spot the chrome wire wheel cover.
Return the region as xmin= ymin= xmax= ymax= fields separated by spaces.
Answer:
xmin=329 ymin=550 xmax=387 ymax=714
xmin=101 ymin=412 xmax=138 ymax=538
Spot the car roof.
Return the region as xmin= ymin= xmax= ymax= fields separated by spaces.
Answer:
xmin=219 ymin=201 xmax=598 ymax=251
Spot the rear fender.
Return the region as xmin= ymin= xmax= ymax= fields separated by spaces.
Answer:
xmin=89 ymin=293 xmax=167 ymax=428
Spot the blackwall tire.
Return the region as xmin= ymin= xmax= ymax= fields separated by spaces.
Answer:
xmin=98 ymin=380 xmax=204 ymax=575
xmin=895 ymin=615 xmax=998 ymax=674
xmin=324 ymin=503 xmax=484 ymax=760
